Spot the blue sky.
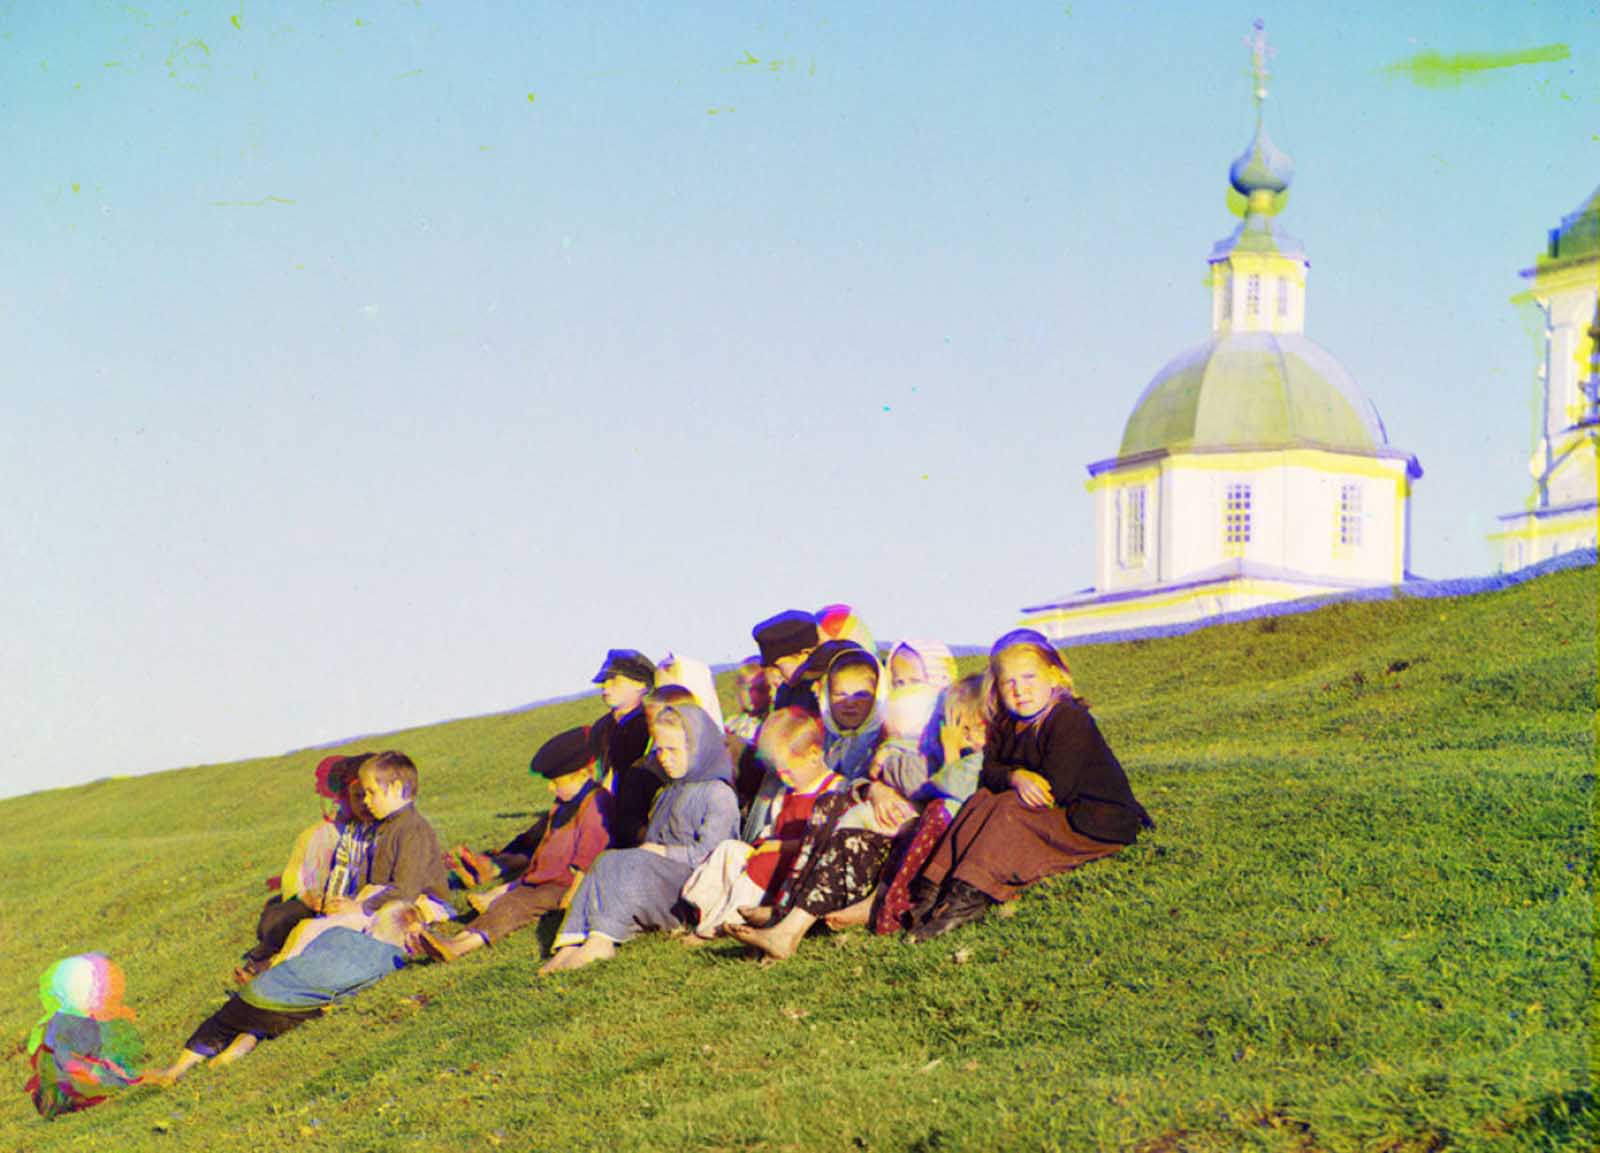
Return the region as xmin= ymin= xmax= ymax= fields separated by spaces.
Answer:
xmin=2 ymin=1 xmax=1595 ymax=798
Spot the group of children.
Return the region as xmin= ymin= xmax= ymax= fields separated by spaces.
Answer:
xmin=27 ymin=605 xmax=1153 ymax=1117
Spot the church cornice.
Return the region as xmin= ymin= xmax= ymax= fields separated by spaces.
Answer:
xmin=1086 ymin=442 xmax=1423 ymax=480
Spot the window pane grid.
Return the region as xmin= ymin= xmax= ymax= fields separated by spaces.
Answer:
xmin=1224 ymin=483 xmax=1252 ymax=547
xmin=1338 ymin=483 xmax=1363 ymax=547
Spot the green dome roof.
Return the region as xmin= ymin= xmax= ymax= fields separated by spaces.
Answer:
xmin=1541 ymin=185 xmax=1600 ymax=267
xmin=1119 ymin=332 xmax=1390 ymax=458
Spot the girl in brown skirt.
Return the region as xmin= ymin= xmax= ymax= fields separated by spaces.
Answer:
xmin=904 ymin=629 xmax=1153 ymax=942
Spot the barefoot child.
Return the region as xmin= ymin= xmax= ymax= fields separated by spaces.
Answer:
xmin=541 ymin=703 xmax=738 ymax=974
xmin=26 ymin=955 xmax=143 ymax=1118
xmin=681 ymin=709 xmax=843 ymax=938
xmin=728 ymin=654 xmax=900 ymax=963
xmin=905 ymin=630 xmax=1152 ymax=942
xmin=420 ymin=728 xmax=612 ymax=962
xmin=152 ymin=902 xmax=423 ymax=1083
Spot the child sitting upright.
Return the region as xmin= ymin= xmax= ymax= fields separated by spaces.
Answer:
xmin=874 ymin=673 xmax=988 ymax=934
xmin=420 ymin=728 xmax=612 ymax=962
xmin=238 ymin=752 xmax=374 ymax=982
xmin=590 ymin=648 xmax=657 ymax=849
xmin=27 ymin=955 xmax=144 ymax=1118
xmin=681 ymin=709 xmax=843 ymax=938
xmin=904 ymin=630 xmax=1153 ymax=942
xmin=541 ymin=703 xmax=738 ymax=974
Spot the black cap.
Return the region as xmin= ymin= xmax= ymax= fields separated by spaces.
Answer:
xmin=752 ymin=610 xmax=819 ymax=665
xmin=529 ymin=726 xmax=597 ymax=780
xmin=794 ymin=639 xmax=869 ymax=685
xmin=590 ymin=649 xmax=657 ymax=685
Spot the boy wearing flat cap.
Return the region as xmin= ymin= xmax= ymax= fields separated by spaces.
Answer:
xmin=420 ymin=728 xmax=612 ymax=962
xmin=753 ymin=610 xmax=821 ymax=717
xmin=588 ymin=648 xmax=655 ymax=848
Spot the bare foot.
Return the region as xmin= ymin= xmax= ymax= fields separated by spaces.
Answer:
xmin=562 ymin=936 xmax=616 ymax=971
xmin=539 ymin=947 xmax=579 ymax=975
xmin=823 ymin=894 xmax=874 ymax=931
xmin=737 ymin=905 xmax=774 ymax=928
xmin=727 ymin=922 xmax=798 ymax=961
xmin=679 ymin=931 xmax=713 ymax=947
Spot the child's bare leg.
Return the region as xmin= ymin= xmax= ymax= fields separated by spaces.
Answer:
xmin=823 ymin=891 xmax=876 ymax=931
xmin=728 ymin=909 xmax=816 ymax=961
xmin=559 ymin=934 xmax=617 ymax=971
xmin=148 ymin=1049 xmax=207 ymax=1086
xmin=211 ymin=1033 xmax=259 ymax=1067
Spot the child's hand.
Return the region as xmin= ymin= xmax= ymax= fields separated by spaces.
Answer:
xmin=939 ymin=720 xmax=964 ymax=768
xmin=639 ymin=843 xmax=668 ymax=858
xmin=1009 ymin=769 xmax=1054 ymax=809
xmin=867 ymin=781 xmax=916 ymax=830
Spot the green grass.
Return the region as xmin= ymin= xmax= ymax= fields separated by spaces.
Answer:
xmin=2 ymin=568 xmax=1593 ymax=1151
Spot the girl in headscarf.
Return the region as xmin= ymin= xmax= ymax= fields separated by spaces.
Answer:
xmin=541 ymin=703 xmax=739 ymax=974
xmin=26 ymin=955 xmax=143 ymax=1118
xmin=904 ymin=629 xmax=1153 ymax=942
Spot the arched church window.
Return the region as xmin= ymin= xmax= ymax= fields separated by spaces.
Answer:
xmin=1338 ymin=483 xmax=1362 ymax=547
xmin=1224 ymin=483 xmax=1252 ymax=550
xmin=1276 ymin=277 xmax=1289 ymax=317
xmin=1246 ymin=274 xmax=1261 ymax=317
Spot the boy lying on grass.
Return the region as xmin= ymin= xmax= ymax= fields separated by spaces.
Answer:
xmin=150 ymin=902 xmax=423 ymax=1084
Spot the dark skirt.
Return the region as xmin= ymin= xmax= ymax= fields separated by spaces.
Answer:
xmin=919 ymin=788 xmax=1123 ymax=902
xmin=774 ymin=792 xmax=893 ymax=919
xmin=185 ymin=996 xmax=319 ymax=1057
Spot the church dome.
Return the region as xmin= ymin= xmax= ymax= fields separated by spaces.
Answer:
xmin=1542 ymin=184 xmax=1600 ymax=266
xmin=1119 ymin=331 xmax=1389 ymax=458
xmin=1228 ymin=121 xmax=1294 ymax=198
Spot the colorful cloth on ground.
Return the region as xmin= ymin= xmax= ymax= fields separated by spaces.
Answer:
xmin=27 ymin=1013 xmax=142 ymax=1119
xmin=555 ymin=705 xmax=738 ymax=945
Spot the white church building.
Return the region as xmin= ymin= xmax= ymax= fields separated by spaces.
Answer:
xmin=1490 ymin=186 xmax=1599 ymax=571
xmin=1022 ymin=26 xmax=1422 ymax=640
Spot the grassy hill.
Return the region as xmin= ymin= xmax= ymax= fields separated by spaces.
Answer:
xmin=2 ymin=566 xmax=1593 ymax=1152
